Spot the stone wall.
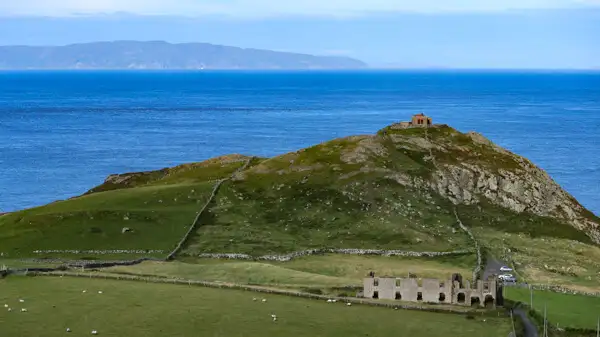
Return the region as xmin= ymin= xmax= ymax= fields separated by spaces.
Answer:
xmin=32 ymin=250 xmax=164 ymax=255
xmin=26 ymin=271 xmax=483 ymax=315
xmin=165 ymin=157 xmax=254 ymax=261
xmin=194 ymin=248 xmax=473 ymax=262
xmin=454 ymin=209 xmax=483 ymax=282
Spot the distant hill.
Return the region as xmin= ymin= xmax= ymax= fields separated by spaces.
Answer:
xmin=0 ymin=41 xmax=368 ymax=70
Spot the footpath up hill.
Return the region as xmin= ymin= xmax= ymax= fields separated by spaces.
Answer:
xmin=1 ymin=123 xmax=599 ymax=289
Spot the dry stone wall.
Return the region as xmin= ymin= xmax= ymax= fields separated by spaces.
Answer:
xmin=165 ymin=157 xmax=254 ymax=260
xmin=195 ymin=248 xmax=473 ymax=262
xmin=28 ymin=271 xmax=479 ymax=314
xmin=32 ymin=250 xmax=164 ymax=255
xmin=454 ymin=210 xmax=483 ymax=282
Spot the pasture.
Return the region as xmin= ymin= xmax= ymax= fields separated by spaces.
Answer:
xmin=504 ymin=286 xmax=600 ymax=330
xmin=0 ymin=276 xmax=511 ymax=337
xmin=103 ymin=254 xmax=476 ymax=292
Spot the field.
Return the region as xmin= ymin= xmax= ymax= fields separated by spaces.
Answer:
xmin=0 ymin=276 xmax=512 ymax=337
xmin=0 ymin=156 xmax=248 ymax=259
xmin=504 ymin=286 xmax=600 ymax=330
xmin=473 ymin=227 xmax=600 ymax=293
xmin=102 ymin=254 xmax=476 ymax=292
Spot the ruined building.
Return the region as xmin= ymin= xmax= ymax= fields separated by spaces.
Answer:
xmin=363 ymin=273 xmax=499 ymax=308
xmin=394 ymin=113 xmax=433 ymax=128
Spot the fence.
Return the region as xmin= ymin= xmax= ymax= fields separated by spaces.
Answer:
xmin=26 ymin=271 xmax=484 ymax=315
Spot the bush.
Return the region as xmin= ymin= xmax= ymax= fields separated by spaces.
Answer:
xmin=302 ymin=288 xmax=323 ymax=295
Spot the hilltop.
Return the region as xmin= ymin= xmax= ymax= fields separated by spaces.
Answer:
xmin=0 ymin=41 xmax=367 ymax=70
xmin=1 ymin=121 xmax=599 ymax=292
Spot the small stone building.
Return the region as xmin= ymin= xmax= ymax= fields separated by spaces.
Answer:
xmin=394 ymin=113 xmax=433 ymax=128
xmin=363 ymin=273 xmax=498 ymax=308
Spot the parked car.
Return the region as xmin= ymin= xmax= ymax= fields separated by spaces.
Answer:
xmin=498 ymin=274 xmax=516 ymax=283
xmin=500 ymin=266 xmax=513 ymax=272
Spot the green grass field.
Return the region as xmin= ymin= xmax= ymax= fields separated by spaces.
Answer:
xmin=0 ymin=276 xmax=512 ymax=337
xmin=0 ymin=157 xmax=250 ymax=259
xmin=504 ymin=286 xmax=600 ymax=329
xmin=103 ymin=254 xmax=476 ymax=292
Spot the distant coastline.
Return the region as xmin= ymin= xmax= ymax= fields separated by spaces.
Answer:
xmin=0 ymin=41 xmax=368 ymax=70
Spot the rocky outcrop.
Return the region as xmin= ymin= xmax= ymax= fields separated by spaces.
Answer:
xmin=383 ymin=126 xmax=600 ymax=244
xmin=429 ymin=157 xmax=600 ymax=243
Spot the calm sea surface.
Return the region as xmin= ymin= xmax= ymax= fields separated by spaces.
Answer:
xmin=0 ymin=71 xmax=598 ymax=215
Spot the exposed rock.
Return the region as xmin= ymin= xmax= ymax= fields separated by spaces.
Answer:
xmin=383 ymin=126 xmax=600 ymax=243
xmin=341 ymin=136 xmax=388 ymax=164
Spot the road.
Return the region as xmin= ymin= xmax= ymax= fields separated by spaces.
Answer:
xmin=486 ymin=258 xmax=538 ymax=336
xmin=483 ymin=256 xmax=508 ymax=280
xmin=513 ymin=308 xmax=539 ymax=337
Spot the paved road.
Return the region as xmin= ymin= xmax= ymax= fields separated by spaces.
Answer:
xmin=483 ymin=256 xmax=507 ymax=280
xmin=513 ymin=308 xmax=539 ymax=337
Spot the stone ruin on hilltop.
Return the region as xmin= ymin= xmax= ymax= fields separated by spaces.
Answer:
xmin=392 ymin=113 xmax=433 ymax=129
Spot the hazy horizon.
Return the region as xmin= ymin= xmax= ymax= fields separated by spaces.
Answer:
xmin=1 ymin=1 xmax=599 ymax=69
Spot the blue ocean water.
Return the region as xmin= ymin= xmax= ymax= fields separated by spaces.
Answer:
xmin=0 ymin=71 xmax=599 ymax=215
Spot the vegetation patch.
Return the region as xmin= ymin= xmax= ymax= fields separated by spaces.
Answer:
xmin=0 ymin=276 xmax=511 ymax=337
xmin=504 ymin=287 xmax=600 ymax=330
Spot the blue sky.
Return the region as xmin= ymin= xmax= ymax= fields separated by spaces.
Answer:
xmin=0 ymin=0 xmax=599 ymax=68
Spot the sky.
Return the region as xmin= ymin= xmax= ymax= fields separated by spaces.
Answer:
xmin=0 ymin=0 xmax=599 ymax=68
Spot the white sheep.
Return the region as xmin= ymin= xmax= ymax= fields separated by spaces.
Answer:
xmin=332 ymin=299 xmax=337 ymax=303
xmin=346 ymin=303 xmax=352 ymax=306
xmin=83 ymin=290 xmax=87 ymax=293
xmin=19 ymin=299 xmax=24 ymax=303
xmin=21 ymin=308 xmax=27 ymax=312
xmin=4 ymin=304 xmax=7 ymax=308
xmin=91 ymin=330 xmax=98 ymax=335
xmin=98 ymin=291 xmax=103 ymax=294
xmin=252 ymin=298 xmax=257 ymax=301
xmin=271 ymin=314 xmax=277 ymax=318
xmin=66 ymin=328 xmax=71 ymax=332
xmin=7 ymin=308 xmax=12 ymax=312
xmin=262 ymin=299 xmax=267 ymax=302
xmin=326 ymin=299 xmax=333 ymax=303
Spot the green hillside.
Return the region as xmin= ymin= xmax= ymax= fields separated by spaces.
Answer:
xmin=1 ymin=123 xmax=598 ymax=293
xmin=0 ymin=155 xmax=250 ymax=259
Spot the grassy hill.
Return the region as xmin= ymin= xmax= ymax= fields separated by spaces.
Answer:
xmin=1 ymin=123 xmax=598 ymax=292
xmin=0 ymin=155 xmax=250 ymax=259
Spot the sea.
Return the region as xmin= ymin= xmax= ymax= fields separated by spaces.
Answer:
xmin=0 ymin=70 xmax=599 ymax=215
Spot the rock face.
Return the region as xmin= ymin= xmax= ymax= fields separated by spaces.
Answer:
xmin=431 ymin=163 xmax=600 ymax=242
xmin=381 ymin=125 xmax=600 ymax=243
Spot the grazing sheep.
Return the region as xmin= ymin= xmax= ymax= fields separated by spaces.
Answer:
xmin=98 ymin=291 xmax=103 ymax=294
xmin=66 ymin=328 xmax=71 ymax=332
xmin=91 ymin=330 xmax=98 ymax=335
xmin=271 ymin=314 xmax=277 ymax=318
xmin=346 ymin=303 xmax=352 ymax=306
xmin=252 ymin=298 xmax=257 ymax=301
xmin=83 ymin=290 xmax=87 ymax=293
xmin=262 ymin=299 xmax=267 ymax=302
xmin=21 ymin=308 xmax=27 ymax=312
xmin=332 ymin=299 xmax=337 ymax=303
xmin=7 ymin=308 xmax=12 ymax=312
xmin=326 ymin=299 xmax=333 ymax=303
xmin=19 ymin=299 xmax=24 ymax=303
xmin=4 ymin=304 xmax=7 ymax=308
